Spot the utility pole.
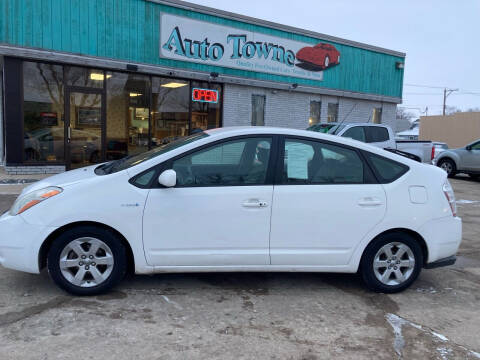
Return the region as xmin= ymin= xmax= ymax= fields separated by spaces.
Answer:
xmin=443 ymin=88 xmax=459 ymax=115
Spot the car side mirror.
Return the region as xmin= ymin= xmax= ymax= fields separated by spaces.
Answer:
xmin=466 ymin=145 xmax=472 ymax=151
xmin=158 ymin=169 xmax=177 ymax=188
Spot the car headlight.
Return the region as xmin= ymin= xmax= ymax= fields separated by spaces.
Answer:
xmin=10 ymin=186 xmax=63 ymax=216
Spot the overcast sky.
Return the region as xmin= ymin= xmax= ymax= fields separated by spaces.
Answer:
xmin=188 ymin=0 xmax=480 ymax=117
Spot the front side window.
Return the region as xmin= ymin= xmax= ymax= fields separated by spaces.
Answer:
xmin=172 ymin=138 xmax=272 ymax=187
xmin=172 ymin=137 xmax=272 ymax=186
xmin=327 ymin=103 xmax=338 ymax=123
xmin=470 ymin=142 xmax=480 ymax=150
xmin=342 ymin=126 xmax=366 ymax=142
xmin=252 ymin=95 xmax=266 ymax=126
xmin=282 ymin=139 xmax=369 ymax=184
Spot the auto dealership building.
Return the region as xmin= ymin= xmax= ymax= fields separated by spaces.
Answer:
xmin=0 ymin=0 xmax=405 ymax=174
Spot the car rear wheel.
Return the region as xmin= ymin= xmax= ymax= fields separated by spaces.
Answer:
xmin=360 ymin=232 xmax=423 ymax=293
xmin=438 ymin=158 xmax=456 ymax=177
xmin=47 ymin=226 xmax=127 ymax=296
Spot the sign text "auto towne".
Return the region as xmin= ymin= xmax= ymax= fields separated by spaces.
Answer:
xmin=162 ymin=26 xmax=296 ymax=67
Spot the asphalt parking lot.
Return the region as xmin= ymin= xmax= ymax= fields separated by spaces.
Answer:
xmin=0 ymin=177 xmax=479 ymax=360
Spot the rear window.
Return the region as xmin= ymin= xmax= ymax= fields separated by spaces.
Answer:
xmin=342 ymin=126 xmax=366 ymax=142
xmin=366 ymin=127 xmax=389 ymax=143
xmin=363 ymin=151 xmax=409 ymax=183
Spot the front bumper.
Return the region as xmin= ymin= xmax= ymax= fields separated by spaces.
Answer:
xmin=419 ymin=216 xmax=462 ymax=265
xmin=0 ymin=212 xmax=57 ymax=274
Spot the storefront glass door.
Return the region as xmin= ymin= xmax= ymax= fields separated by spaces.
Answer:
xmin=66 ymin=90 xmax=105 ymax=170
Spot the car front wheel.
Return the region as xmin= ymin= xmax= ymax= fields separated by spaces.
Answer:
xmin=47 ymin=226 xmax=127 ymax=296
xmin=360 ymin=232 xmax=423 ymax=293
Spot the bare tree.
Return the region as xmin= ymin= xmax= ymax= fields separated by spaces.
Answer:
xmin=445 ymin=106 xmax=462 ymax=115
xmin=396 ymin=107 xmax=415 ymax=122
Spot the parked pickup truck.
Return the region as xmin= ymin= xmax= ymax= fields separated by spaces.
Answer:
xmin=307 ymin=123 xmax=434 ymax=163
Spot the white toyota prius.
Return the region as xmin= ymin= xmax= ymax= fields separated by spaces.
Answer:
xmin=0 ymin=127 xmax=461 ymax=295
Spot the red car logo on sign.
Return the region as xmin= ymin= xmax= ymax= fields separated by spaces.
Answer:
xmin=296 ymin=43 xmax=340 ymax=72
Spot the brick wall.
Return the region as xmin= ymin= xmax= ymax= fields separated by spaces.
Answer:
xmin=223 ymin=84 xmax=397 ymax=130
xmin=5 ymin=165 xmax=65 ymax=175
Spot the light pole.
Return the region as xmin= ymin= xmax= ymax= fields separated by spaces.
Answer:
xmin=443 ymin=88 xmax=459 ymax=115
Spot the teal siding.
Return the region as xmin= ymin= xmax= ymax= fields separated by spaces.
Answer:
xmin=0 ymin=0 xmax=404 ymax=98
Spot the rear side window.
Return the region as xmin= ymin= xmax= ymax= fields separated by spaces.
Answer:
xmin=282 ymin=138 xmax=375 ymax=184
xmin=363 ymin=152 xmax=409 ymax=183
xmin=366 ymin=127 xmax=389 ymax=143
xmin=342 ymin=127 xmax=366 ymax=142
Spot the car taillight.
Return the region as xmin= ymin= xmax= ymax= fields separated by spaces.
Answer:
xmin=443 ymin=180 xmax=457 ymax=217
xmin=431 ymin=145 xmax=435 ymax=161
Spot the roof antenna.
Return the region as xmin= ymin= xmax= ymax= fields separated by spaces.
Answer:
xmin=337 ymin=103 xmax=357 ymax=127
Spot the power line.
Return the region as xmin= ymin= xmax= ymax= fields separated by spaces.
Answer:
xmin=405 ymin=83 xmax=446 ymax=89
xmin=405 ymin=84 xmax=480 ymax=94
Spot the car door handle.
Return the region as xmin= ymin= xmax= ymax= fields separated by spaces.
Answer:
xmin=242 ymin=199 xmax=268 ymax=208
xmin=358 ymin=197 xmax=383 ymax=207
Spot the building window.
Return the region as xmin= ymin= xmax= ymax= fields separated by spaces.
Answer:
xmin=252 ymin=95 xmax=266 ymax=126
xmin=191 ymin=81 xmax=222 ymax=132
xmin=327 ymin=103 xmax=339 ymax=123
xmin=309 ymin=101 xmax=321 ymax=126
xmin=151 ymin=77 xmax=190 ymax=145
xmin=65 ymin=66 xmax=105 ymax=88
xmin=106 ymin=72 xmax=151 ymax=160
xmin=23 ymin=61 xmax=65 ymax=163
xmin=372 ymin=107 xmax=382 ymax=124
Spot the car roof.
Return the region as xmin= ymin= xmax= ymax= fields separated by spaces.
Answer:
xmin=341 ymin=123 xmax=389 ymax=128
xmin=204 ymin=126 xmax=395 ymax=156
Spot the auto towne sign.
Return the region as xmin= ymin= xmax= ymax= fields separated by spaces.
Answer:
xmin=160 ymin=14 xmax=340 ymax=81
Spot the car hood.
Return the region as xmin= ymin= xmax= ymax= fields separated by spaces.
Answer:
xmin=20 ymin=164 xmax=102 ymax=196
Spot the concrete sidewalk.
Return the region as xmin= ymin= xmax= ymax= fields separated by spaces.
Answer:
xmin=0 ymin=166 xmax=49 ymax=194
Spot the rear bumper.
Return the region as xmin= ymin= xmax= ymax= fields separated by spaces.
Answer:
xmin=424 ymin=255 xmax=456 ymax=269
xmin=419 ymin=216 xmax=462 ymax=264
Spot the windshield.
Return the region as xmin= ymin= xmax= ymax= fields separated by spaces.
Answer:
xmin=95 ymin=132 xmax=209 ymax=175
xmin=327 ymin=124 xmax=346 ymax=135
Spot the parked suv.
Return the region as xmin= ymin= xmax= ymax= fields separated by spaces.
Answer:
xmin=434 ymin=139 xmax=480 ymax=178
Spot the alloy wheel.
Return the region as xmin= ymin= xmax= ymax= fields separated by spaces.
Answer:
xmin=440 ymin=161 xmax=453 ymax=175
xmin=59 ymin=237 xmax=114 ymax=287
xmin=373 ymin=242 xmax=415 ymax=286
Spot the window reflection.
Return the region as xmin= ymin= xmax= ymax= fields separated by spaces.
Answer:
xmin=106 ymin=72 xmax=150 ymax=160
xmin=191 ymin=81 xmax=222 ymax=132
xmin=66 ymin=66 xmax=106 ymax=88
xmin=23 ymin=62 xmax=64 ymax=162
xmin=151 ymin=77 xmax=189 ymax=145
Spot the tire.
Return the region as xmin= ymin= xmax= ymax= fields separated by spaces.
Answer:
xmin=438 ymin=158 xmax=456 ymax=178
xmin=360 ymin=232 xmax=423 ymax=293
xmin=47 ymin=226 xmax=127 ymax=296
xmin=468 ymin=174 xmax=480 ymax=180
